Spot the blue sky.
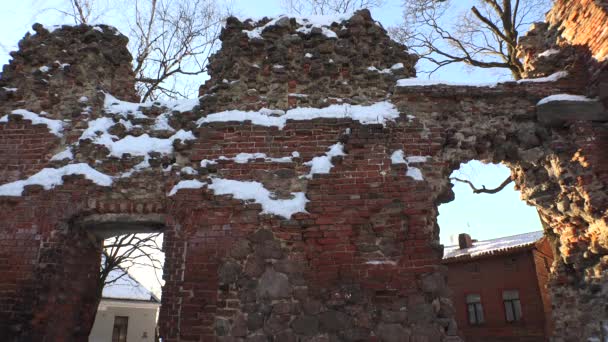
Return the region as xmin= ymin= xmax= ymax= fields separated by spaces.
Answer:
xmin=0 ymin=0 xmax=542 ymax=244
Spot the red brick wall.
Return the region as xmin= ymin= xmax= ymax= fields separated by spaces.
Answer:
xmin=531 ymin=238 xmax=555 ymax=337
xmin=445 ymin=250 xmax=548 ymax=342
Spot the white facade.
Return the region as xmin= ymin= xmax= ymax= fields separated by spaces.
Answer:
xmin=89 ymin=299 xmax=159 ymax=342
xmin=89 ymin=267 xmax=160 ymax=342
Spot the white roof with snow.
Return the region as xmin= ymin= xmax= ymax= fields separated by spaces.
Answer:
xmin=102 ymin=267 xmax=159 ymax=302
xmin=443 ymin=231 xmax=544 ymax=261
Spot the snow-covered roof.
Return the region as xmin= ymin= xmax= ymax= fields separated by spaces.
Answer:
xmin=102 ymin=267 xmax=159 ymax=302
xmin=443 ymin=231 xmax=545 ymax=262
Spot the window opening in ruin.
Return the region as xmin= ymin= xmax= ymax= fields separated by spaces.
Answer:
xmin=438 ymin=160 xmax=542 ymax=246
xmin=100 ymin=232 xmax=165 ymax=299
xmin=466 ymin=294 xmax=485 ymax=325
xmin=503 ymin=290 xmax=522 ymax=322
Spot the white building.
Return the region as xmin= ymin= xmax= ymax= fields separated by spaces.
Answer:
xmin=89 ymin=268 xmax=160 ymax=342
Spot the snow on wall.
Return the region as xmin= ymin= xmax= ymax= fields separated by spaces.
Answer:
xmin=200 ymin=152 xmax=300 ymax=167
xmin=50 ymin=147 xmax=74 ymax=161
xmin=390 ymin=150 xmax=429 ymax=181
xmin=0 ymin=109 xmax=65 ymax=136
xmin=303 ymin=143 xmax=345 ymax=178
xmin=0 ymin=163 xmax=113 ymax=196
xmin=537 ymin=93 xmax=596 ymax=105
xmin=168 ymin=179 xmax=207 ymax=196
xmin=197 ymin=102 xmax=400 ymax=129
xmin=241 ymin=14 xmax=355 ymax=40
xmin=207 ymin=178 xmax=308 ymax=219
xmin=396 ymin=71 xmax=568 ymax=88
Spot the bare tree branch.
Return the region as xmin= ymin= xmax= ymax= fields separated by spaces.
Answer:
xmin=56 ymin=0 xmax=227 ymax=101
xmin=391 ymin=0 xmax=551 ymax=80
xmin=281 ymin=0 xmax=384 ymax=15
xmin=99 ymin=232 xmax=163 ymax=293
xmin=450 ymin=176 xmax=513 ymax=194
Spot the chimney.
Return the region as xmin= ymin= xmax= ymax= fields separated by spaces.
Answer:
xmin=458 ymin=233 xmax=473 ymax=249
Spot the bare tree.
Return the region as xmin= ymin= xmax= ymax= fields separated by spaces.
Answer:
xmin=56 ymin=0 xmax=226 ymax=101
xmin=99 ymin=232 xmax=164 ymax=293
xmin=129 ymin=0 xmax=224 ymax=101
xmin=392 ymin=0 xmax=551 ymax=79
xmin=51 ymin=0 xmax=110 ymax=25
xmin=281 ymin=0 xmax=384 ymax=15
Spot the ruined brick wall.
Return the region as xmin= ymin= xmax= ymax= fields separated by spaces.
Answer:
xmin=516 ymin=1 xmax=608 ymax=340
xmin=532 ymin=239 xmax=554 ymax=338
xmin=0 ymin=24 xmax=138 ymax=340
xmin=0 ymin=4 xmax=607 ymax=342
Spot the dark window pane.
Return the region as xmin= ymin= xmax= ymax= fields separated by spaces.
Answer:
xmin=475 ymin=303 xmax=485 ymax=323
xmin=513 ymin=299 xmax=522 ymax=320
xmin=468 ymin=304 xmax=477 ymax=324
xmin=505 ymin=302 xmax=514 ymax=321
xmin=112 ymin=316 xmax=129 ymax=342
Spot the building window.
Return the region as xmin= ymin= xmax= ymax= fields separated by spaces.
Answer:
xmin=112 ymin=316 xmax=129 ymax=342
xmin=503 ymin=290 xmax=522 ymax=322
xmin=466 ymin=294 xmax=485 ymax=325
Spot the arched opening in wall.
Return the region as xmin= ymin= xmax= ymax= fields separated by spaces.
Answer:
xmin=438 ymin=160 xmax=554 ymax=342
xmin=439 ymin=160 xmax=542 ymax=244
xmin=79 ymin=214 xmax=165 ymax=342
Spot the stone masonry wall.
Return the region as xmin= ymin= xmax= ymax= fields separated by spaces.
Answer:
xmin=0 ymin=3 xmax=607 ymax=342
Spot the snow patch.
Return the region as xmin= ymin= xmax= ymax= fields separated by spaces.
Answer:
xmin=398 ymin=70 xmax=568 ymax=88
xmin=198 ymin=102 xmax=399 ymax=129
xmin=406 ymin=156 xmax=429 ymax=163
xmin=397 ymin=78 xmax=498 ymax=87
xmin=304 ymin=143 xmax=345 ymax=178
xmin=390 ymin=149 xmax=429 ymax=181
xmin=50 ymin=147 xmax=74 ymax=161
xmin=390 ymin=150 xmax=406 ymax=164
xmin=39 ymin=66 xmax=50 ymax=73
xmin=0 ymin=163 xmax=112 ymax=196
xmin=368 ymin=63 xmax=403 ymax=74
xmin=366 ymin=260 xmax=397 ymax=265
xmin=406 ymin=167 xmax=424 ymax=181
xmin=242 ymin=15 xmax=351 ymax=40
xmin=153 ymin=113 xmax=175 ymax=131
xmin=79 ymin=117 xmax=194 ymax=158
xmin=517 ymin=71 xmax=568 ymax=83
xmin=168 ymin=179 xmax=206 ymax=196
xmin=538 ymin=49 xmax=559 ymax=58
xmin=104 ymin=93 xmax=199 ymax=120
xmin=42 ymin=24 xmax=62 ymax=33
xmin=200 ymin=159 xmax=218 ymax=167
xmin=3 ymin=87 xmax=17 ymax=92
xmin=201 ymin=152 xmax=299 ymax=166
xmin=537 ymin=93 xmax=596 ymax=105
xmin=180 ymin=166 xmax=198 ymax=175
xmin=208 ymin=178 xmax=308 ymax=219
xmin=105 ymin=130 xmax=195 ymax=158
xmin=54 ymin=60 xmax=70 ymax=69
xmin=0 ymin=109 xmax=65 ymax=136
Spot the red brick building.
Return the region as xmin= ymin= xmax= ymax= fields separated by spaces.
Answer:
xmin=443 ymin=232 xmax=554 ymax=342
